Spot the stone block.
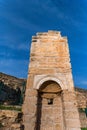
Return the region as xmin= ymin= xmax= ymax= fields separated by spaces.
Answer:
xmin=62 ymin=91 xmax=76 ymax=102
xmin=64 ymin=110 xmax=79 ymax=119
xmin=66 ymin=119 xmax=80 ymax=127
xmin=23 ymin=114 xmax=36 ymax=123
xmin=25 ymin=88 xmax=37 ymax=97
xmin=24 ymin=123 xmax=35 ymax=130
xmin=55 ymin=123 xmax=62 ymax=130
xmin=22 ymin=99 xmax=37 ymax=115
xmin=63 ymin=101 xmax=77 ymax=110
xmin=66 ymin=128 xmax=81 ymax=130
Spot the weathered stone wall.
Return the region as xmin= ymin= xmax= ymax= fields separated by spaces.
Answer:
xmin=23 ymin=31 xmax=81 ymax=130
xmin=30 ymin=31 xmax=71 ymax=75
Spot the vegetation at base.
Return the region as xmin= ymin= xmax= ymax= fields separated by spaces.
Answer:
xmin=79 ymin=108 xmax=87 ymax=117
xmin=0 ymin=122 xmax=4 ymax=128
xmin=81 ymin=128 xmax=87 ymax=130
xmin=19 ymin=81 xmax=26 ymax=105
xmin=0 ymin=105 xmax=22 ymax=111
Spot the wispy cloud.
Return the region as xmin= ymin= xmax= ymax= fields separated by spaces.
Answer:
xmin=80 ymin=81 xmax=87 ymax=86
xmin=50 ymin=0 xmax=87 ymax=31
xmin=0 ymin=1 xmax=44 ymax=31
xmin=74 ymin=75 xmax=87 ymax=88
xmin=0 ymin=59 xmax=29 ymax=78
xmin=17 ymin=42 xmax=30 ymax=51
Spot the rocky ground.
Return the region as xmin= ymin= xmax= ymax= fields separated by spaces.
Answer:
xmin=0 ymin=109 xmax=23 ymax=130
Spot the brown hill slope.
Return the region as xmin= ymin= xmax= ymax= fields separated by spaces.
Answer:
xmin=0 ymin=72 xmax=26 ymax=105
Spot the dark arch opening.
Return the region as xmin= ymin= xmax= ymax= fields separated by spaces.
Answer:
xmin=38 ymin=80 xmax=62 ymax=99
xmin=39 ymin=80 xmax=61 ymax=92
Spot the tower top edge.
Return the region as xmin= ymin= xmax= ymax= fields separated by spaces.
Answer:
xmin=36 ymin=30 xmax=61 ymax=36
xmin=32 ymin=31 xmax=67 ymax=40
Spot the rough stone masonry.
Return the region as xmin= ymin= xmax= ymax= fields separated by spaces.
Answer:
xmin=22 ymin=31 xmax=81 ymax=130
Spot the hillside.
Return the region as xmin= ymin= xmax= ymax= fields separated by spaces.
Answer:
xmin=75 ymin=87 xmax=87 ymax=108
xmin=0 ymin=72 xmax=26 ymax=89
xmin=0 ymin=72 xmax=26 ymax=105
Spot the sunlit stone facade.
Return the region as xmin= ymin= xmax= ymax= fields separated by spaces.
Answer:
xmin=23 ymin=31 xmax=81 ymax=130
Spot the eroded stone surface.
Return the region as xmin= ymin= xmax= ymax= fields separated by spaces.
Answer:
xmin=0 ymin=110 xmax=22 ymax=130
xmin=23 ymin=31 xmax=81 ymax=130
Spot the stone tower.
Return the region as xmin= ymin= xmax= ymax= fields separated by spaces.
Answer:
xmin=23 ymin=31 xmax=81 ymax=130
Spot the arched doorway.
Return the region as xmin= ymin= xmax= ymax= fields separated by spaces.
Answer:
xmin=36 ymin=80 xmax=64 ymax=130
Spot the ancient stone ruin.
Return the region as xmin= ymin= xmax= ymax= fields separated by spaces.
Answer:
xmin=23 ymin=31 xmax=81 ymax=130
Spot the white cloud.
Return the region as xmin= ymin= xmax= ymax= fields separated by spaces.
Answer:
xmin=79 ymin=80 xmax=87 ymax=86
xmin=0 ymin=59 xmax=28 ymax=66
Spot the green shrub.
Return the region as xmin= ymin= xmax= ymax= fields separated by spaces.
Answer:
xmin=0 ymin=122 xmax=3 ymax=128
xmin=81 ymin=128 xmax=87 ymax=130
xmin=0 ymin=105 xmax=22 ymax=111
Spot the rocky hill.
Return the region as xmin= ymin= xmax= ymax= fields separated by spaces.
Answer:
xmin=75 ymin=87 xmax=87 ymax=108
xmin=0 ymin=72 xmax=26 ymax=130
xmin=75 ymin=87 xmax=87 ymax=128
xmin=0 ymin=72 xmax=26 ymax=90
xmin=0 ymin=72 xmax=26 ymax=105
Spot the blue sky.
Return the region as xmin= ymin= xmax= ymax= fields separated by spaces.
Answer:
xmin=0 ymin=0 xmax=87 ymax=88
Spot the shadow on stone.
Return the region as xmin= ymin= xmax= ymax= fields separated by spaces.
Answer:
xmin=36 ymin=92 xmax=42 ymax=130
